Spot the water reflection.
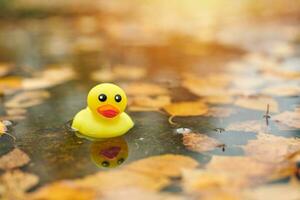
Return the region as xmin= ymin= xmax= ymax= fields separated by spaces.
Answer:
xmin=89 ymin=137 xmax=128 ymax=168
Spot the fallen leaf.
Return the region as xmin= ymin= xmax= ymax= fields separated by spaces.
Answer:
xmin=202 ymin=95 xmax=234 ymax=105
xmin=5 ymin=90 xmax=50 ymax=108
xmin=163 ymin=101 xmax=208 ymax=116
xmin=262 ymin=84 xmax=300 ymax=97
xmin=183 ymin=133 xmax=224 ymax=153
xmin=204 ymin=107 xmax=236 ymax=118
xmin=0 ymin=121 xmax=7 ymax=135
xmin=0 ymin=63 xmax=13 ymax=77
xmin=0 ymin=148 xmax=30 ymax=170
xmin=0 ymin=77 xmax=22 ymax=94
xmin=124 ymin=154 xmax=199 ymax=178
xmin=22 ymin=66 xmax=76 ymax=90
xmin=122 ymin=82 xmax=169 ymax=96
xmin=273 ymin=108 xmax=300 ymax=129
xmin=234 ymin=96 xmax=279 ymax=112
xmin=242 ymin=132 xmax=300 ymax=163
xmin=0 ymin=170 xmax=39 ymax=200
xmin=129 ymin=95 xmax=171 ymax=111
xmin=226 ymin=120 xmax=263 ymax=133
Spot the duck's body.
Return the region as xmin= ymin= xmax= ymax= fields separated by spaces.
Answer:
xmin=71 ymin=83 xmax=134 ymax=139
xmin=72 ymin=107 xmax=133 ymax=139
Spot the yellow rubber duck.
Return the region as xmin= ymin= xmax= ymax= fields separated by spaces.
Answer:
xmin=72 ymin=83 xmax=134 ymax=139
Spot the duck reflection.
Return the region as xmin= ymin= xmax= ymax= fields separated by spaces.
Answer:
xmin=90 ymin=137 xmax=128 ymax=168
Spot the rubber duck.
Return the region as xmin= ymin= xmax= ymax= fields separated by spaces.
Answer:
xmin=90 ymin=137 xmax=128 ymax=168
xmin=72 ymin=83 xmax=134 ymax=139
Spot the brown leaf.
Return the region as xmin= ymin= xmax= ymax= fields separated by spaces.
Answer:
xmin=204 ymin=107 xmax=236 ymax=118
xmin=5 ymin=90 xmax=50 ymax=109
xmin=183 ymin=133 xmax=224 ymax=153
xmin=122 ymin=82 xmax=169 ymax=96
xmin=129 ymin=95 xmax=171 ymax=111
xmin=262 ymin=84 xmax=300 ymax=97
xmin=124 ymin=154 xmax=199 ymax=178
xmin=226 ymin=120 xmax=262 ymax=133
xmin=0 ymin=148 xmax=30 ymax=170
xmin=163 ymin=101 xmax=208 ymax=116
xmin=22 ymin=66 xmax=76 ymax=90
xmin=0 ymin=170 xmax=39 ymax=200
xmin=234 ymin=96 xmax=279 ymax=112
xmin=273 ymin=108 xmax=300 ymax=129
xmin=0 ymin=77 xmax=22 ymax=95
xmin=242 ymin=132 xmax=300 ymax=163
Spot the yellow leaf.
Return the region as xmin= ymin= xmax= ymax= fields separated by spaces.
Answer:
xmin=163 ymin=101 xmax=208 ymax=116
xmin=0 ymin=77 xmax=22 ymax=95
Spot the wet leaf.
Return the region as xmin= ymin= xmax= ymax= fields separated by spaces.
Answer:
xmin=163 ymin=101 xmax=208 ymax=116
xmin=262 ymin=84 xmax=300 ymax=97
xmin=129 ymin=95 xmax=171 ymax=111
xmin=124 ymin=154 xmax=199 ymax=178
xmin=204 ymin=107 xmax=236 ymax=118
xmin=242 ymin=132 xmax=300 ymax=163
xmin=122 ymin=82 xmax=169 ymax=96
xmin=22 ymin=66 xmax=76 ymax=90
xmin=0 ymin=121 xmax=7 ymax=135
xmin=0 ymin=170 xmax=39 ymax=200
xmin=273 ymin=108 xmax=300 ymax=129
xmin=0 ymin=148 xmax=30 ymax=170
xmin=183 ymin=133 xmax=224 ymax=153
xmin=0 ymin=77 xmax=22 ymax=95
xmin=5 ymin=90 xmax=50 ymax=109
xmin=226 ymin=120 xmax=263 ymax=133
xmin=234 ymin=96 xmax=279 ymax=112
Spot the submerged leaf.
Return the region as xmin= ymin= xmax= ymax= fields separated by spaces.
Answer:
xmin=0 ymin=148 xmax=30 ymax=170
xmin=163 ymin=101 xmax=208 ymax=116
xmin=183 ymin=133 xmax=224 ymax=153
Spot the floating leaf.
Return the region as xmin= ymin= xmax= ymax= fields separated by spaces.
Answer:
xmin=202 ymin=95 xmax=234 ymax=105
xmin=0 ymin=121 xmax=7 ymax=135
xmin=22 ymin=66 xmax=76 ymax=90
xmin=204 ymin=107 xmax=236 ymax=118
xmin=129 ymin=95 xmax=171 ymax=111
xmin=163 ymin=101 xmax=208 ymax=116
xmin=0 ymin=77 xmax=22 ymax=95
xmin=122 ymin=82 xmax=169 ymax=96
xmin=0 ymin=170 xmax=39 ymax=200
xmin=0 ymin=148 xmax=30 ymax=170
xmin=273 ymin=108 xmax=300 ymax=129
xmin=234 ymin=96 xmax=279 ymax=112
xmin=124 ymin=154 xmax=199 ymax=178
xmin=262 ymin=84 xmax=300 ymax=97
xmin=242 ymin=132 xmax=300 ymax=163
xmin=226 ymin=120 xmax=262 ymax=133
xmin=183 ymin=133 xmax=224 ymax=153
xmin=5 ymin=90 xmax=50 ymax=109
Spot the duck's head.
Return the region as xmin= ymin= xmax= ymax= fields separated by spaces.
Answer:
xmin=87 ymin=83 xmax=127 ymax=119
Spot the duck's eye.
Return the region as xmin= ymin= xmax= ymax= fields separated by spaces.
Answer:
xmin=101 ymin=161 xmax=110 ymax=167
xmin=115 ymin=94 xmax=122 ymax=102
xmin=98 ymin=94 xmax=107 ymax=102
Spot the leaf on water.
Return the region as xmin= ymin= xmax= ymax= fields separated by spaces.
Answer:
xmin=0 ymin=170 xmax=39 ymax=200
xmin=122 ymin=82 xmax=169 ymax=96
xmin=0 ymin=63 xmax=13 ymax=77
xmin=0 ymin=121 xmax=7 ymax=135
xmin=22 ymin=66 xmax=76 ymax=90
xmin=231 ymin=76 xmax=264 ymax=89
xmin=234 ymin=95 xmax=279 ymax=113
xmin=261 ymin=67 xmax=300 ymax=80
xmin=202 ymin=95 xmax=234 ymax=105
xmin=183 ymin=133 xmax=224 ymax=153
xmin=128 ymin=95 xmax=171 ymax=111
xmin=0 ymin=77 xmax=22 ymax=95
xmin=124 ymin=154 xmax=199 ymax=178
xmin=0 ymin=148 xmax=30 ymax=170
xmin=273 ymin=108 xmax=300 ymax=129
xmin=5 ymin=90 xmax=50 ymax=109
xmin=262 ymin=84 xmax=300 ymax=97
xmin=163 ymin=101 xmax=208 ymax=116
xmin=242 ymin=132 xmax=300 ymax=164
xmin=243 ymin=181 xmax=300 ymax=200
xmin=226 ymin=120 xmax=262 ymax=133
xmin=92 ymin=65 xmax=147 ymax=81
xmin=204 ymin=107 xmax=236 ymax=118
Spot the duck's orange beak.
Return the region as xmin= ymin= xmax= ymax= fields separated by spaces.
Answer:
xmin=97 ymin=105 xmax=120 ymax=118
